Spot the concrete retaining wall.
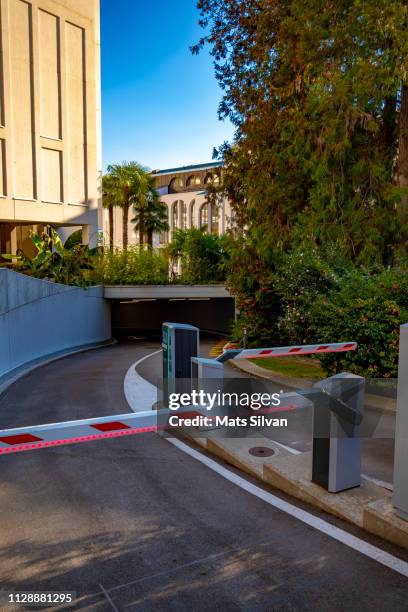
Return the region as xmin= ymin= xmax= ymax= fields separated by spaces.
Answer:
xmin=0 ymin=269 xmax=111 ymax=379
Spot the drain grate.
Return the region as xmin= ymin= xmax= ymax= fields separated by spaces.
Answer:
xmin=248 ymin=446 xmax=275 ymax=458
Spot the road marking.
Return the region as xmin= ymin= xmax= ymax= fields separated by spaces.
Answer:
xmin=167 ymin=437 xmax=408 ymax=578
xmin=209 ymin=339 xmax=227 ymax=358
xmin=99 ymin=583 xmax=119 ymax=612
xmin=124 ymin=349 xmax=162 ymax=412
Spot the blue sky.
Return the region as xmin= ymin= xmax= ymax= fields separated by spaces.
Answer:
xmin=100 ymin=0 xmax=235 ymax=171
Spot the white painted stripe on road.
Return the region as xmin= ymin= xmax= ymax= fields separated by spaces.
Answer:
xmin=167 ymin=437 xmax=408 ymax=578
xmin=124 ymin=349 xmax=162 ymax=413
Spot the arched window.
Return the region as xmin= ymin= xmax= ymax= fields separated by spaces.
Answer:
xmin=189 ymin=200 xmax=196 ymax=227
xmin=169 ymin=177 xmax=183 ymax=192
xmin=186 ymin=175 xmax=201 ymax=187
xmin=172 ymin=201 xmax=179 ymax=230
xmin=199 ymin=203 xmax=209 ymax=228
xmin=180 ymin=201 xmax=187 ymax=229
xmin=211 ymin=204 xmax=219 ymax=235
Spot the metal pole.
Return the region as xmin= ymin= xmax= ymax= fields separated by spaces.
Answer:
xmin=394 ymin=324 xmax=408 ymax=520
xmin=243 ymin=327 xmax=248 ymax=349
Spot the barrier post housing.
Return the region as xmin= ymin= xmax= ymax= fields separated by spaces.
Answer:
xmin=312 ymin=373 xmax=364 ymax=493
xmin=394 ymin=324 xmax=408 ymax=520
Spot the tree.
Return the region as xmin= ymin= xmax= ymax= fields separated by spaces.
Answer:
xmin=397 ymin=83 xmax=408 ymax=223
xmin=104 ymin=162 xmax=147 ymax=249
xmin=145 ymin=198 xmax=169 ymax=247
xmin=166 ymin=227 xmax=227 ymax=283
xmin=193 ymin=0 xmax=408 ymax=262
xmin=102 ymin=174 xmax=116 ymax=251
xmin=193 ymin=0 xmax=408 ymax=346
xmin=132 ymin=175 xmax=169 ymax=247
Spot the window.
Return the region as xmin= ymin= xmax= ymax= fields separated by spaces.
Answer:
xmin=186 ymin=175 xmax=201 ymax=187
xmin=199 ymin=203 xmax=209 ymax=228
xmin=211 ymin=204 xmax=219 ymax=235
xmin=189 ymin=199 xmax=196 ymax=227
xmin=180 ymin=201 xmax=187 ymax=229
xmin=172 ymin=201 xmax=186 ymax=230
xmin=172 ymin=201 xmax=179 ymax=229
xmin=169 ymin=177 xmax=183 ymax=191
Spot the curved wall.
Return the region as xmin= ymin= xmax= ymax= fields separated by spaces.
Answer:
xmin=0 ymin=269 xmax=111 ymax=380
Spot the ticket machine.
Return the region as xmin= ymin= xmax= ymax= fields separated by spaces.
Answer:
xmin=162 ymin=322 xmax=199 ymax=408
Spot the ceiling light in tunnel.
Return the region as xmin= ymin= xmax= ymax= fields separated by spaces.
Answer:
xmin=119 ymin=299 xmax=157 ymax=304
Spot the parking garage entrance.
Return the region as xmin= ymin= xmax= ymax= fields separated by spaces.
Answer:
xmin=104 ymin=285 xmax=235 ymax=337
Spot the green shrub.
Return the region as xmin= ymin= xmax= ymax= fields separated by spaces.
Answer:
xmin=91 ymin=246 xmax=169 ymax=285
xmin=227 ymin=244 xmax=347 ymax=348
xmin=166 ymin=227 xmax=228 ymax=284
xmin=227 ymin=240 xmax=408 ymax=377
xmin=2 ymin=226 xmax=93 ymax=287
xmin=64 ymin=229 xmax=83 ymax=250
xmin=273 ymin=248 xmax=346 ymax=345
xmin=308 ymin=270 xmax=408 ymax=377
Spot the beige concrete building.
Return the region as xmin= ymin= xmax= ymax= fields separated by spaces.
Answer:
xmin=106 ymin=162 xmax=234 ymax=248
xmin=0 ymin=0 xmax=101 ymax=257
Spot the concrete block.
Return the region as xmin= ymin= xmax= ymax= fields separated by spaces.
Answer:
xmin=364 ymin=498 xmax=408 ymax=550
xmin=207 ymin=435 xmax=292 ymax=478
xmin=263 ymin=452 xmax=391 ymax=528
xmin=176 ymin=426 xmax=210 ymax=450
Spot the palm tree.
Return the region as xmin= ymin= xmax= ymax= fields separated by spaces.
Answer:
xmin=131 ymin=190 xmax=149 ymax=246
xmin=104 ymin=162 xmax=147 ymax=249
xmin=132 ymin=175 xmax=169 ymax=247
xmin=145 ymin=198 xmax=169 ymax=247
xmin=102 ymin=174 xmax=116 ymax=251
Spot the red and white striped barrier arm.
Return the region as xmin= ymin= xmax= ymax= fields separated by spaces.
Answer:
xmin=0 ymin=411 xmax=159 ymax=456
xmin=238 ymin=341 xmax=357 ymax=359
xmin=0 ymin=394 xmax=313 ymax=456
xmin=217 ymin=341 xmax=357 ymax=362
xmin=0 ymin=406 xmax=226 ymax=456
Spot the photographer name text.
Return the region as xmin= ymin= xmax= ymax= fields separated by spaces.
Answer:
xmin=168 ymin=415 xmax=287 ymax=428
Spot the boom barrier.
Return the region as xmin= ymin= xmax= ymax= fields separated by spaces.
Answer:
xmin=217 ymin=342 xmax=357 ymax=362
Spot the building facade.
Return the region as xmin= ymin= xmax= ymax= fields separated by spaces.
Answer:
xmin=106 ymin=162 xmax=233 ymax=248
xmin=0 ymin=0 xmax=102 ymax=257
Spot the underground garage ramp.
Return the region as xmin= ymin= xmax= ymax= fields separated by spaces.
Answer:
xmin=104 ymin=285 xmax=235 ymax=336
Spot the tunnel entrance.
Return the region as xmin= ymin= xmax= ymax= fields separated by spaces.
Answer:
xmin=111 ymin=297 xmax=235 ymax=338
